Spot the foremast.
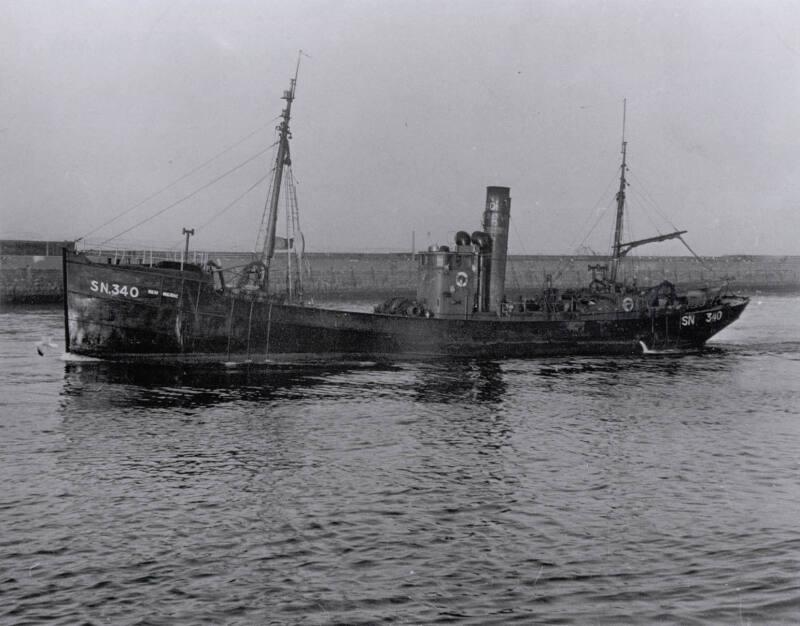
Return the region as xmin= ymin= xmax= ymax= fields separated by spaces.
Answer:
xmin=259 ymin=56 xmax=301 ymax=290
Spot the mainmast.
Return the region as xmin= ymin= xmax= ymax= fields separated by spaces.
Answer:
xmin=607 ymin=99 xmax=687 ymax=282
xmin=260 ymin=54 xmax=302 ymax=289
xmin=609 ymin=99 xmax=627 ymax=285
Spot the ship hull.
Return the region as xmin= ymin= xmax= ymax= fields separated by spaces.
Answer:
xmin=64 ymin=251 xmax=749 ymax=363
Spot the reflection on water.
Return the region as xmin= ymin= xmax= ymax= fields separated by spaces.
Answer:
xmin=59 ymin=360 xmax=387 ymax=410
xmin=57 ymin=347 xmax=745 ymax=414
xmin=60 ymin=358 xmax=513 ymax=412
xmin=411 ymin=360 xmax=507 ymax=404
xmin=4 ymin=299 xmax=800 ymax=624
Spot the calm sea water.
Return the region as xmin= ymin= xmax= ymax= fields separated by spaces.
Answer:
xmin=1 ymin=296 xmax=799 ymax=624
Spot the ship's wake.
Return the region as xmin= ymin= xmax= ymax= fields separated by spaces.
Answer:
xmin=61 ymin=352 xmax=103 ymax=362
xmin=638 ymin=340 xmax=697 ymax=356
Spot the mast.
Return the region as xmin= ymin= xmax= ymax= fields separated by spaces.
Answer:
xmin=260 ymin=53 xmax=302 ymax=289
xmin=609 ymin=99 xmax=627 ymax=285
xmin=607 ymin=100 xmax=687 ymax=281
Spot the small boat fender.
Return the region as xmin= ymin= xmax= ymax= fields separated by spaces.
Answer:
xmin=622 ymin=297 xmax=634 ymax=312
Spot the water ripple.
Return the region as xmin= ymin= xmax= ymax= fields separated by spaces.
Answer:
xmin=1 ymin=300 xmax=799 ymax=623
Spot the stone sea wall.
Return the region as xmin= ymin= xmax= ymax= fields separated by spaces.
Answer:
xmin=286 ymin=253 xmax=800 ymax=299
xmin=2 ymin=244 xmax=800 ymax=304
xmin=0 ymin=241 xmax=72 ymax=304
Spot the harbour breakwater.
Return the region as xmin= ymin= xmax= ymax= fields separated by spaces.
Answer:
xmin=0 ymin=240 xmax=75 ymax=305
xmin=287 ymin=252 xmax=800 ymax=300
xmin=2 ymin=240 xmax=799 ymax=304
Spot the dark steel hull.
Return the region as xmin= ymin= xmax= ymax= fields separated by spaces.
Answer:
xmin=63 ymin=251 xmax=749 ymax=363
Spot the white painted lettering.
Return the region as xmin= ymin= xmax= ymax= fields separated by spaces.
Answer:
xmin=89 ymin=278 xmax=141 ymax=298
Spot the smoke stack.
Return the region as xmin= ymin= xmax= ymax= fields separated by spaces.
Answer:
xmin=482 ymin=186 xmax=511 ymax=312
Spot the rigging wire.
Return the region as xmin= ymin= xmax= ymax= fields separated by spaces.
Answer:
xmin=571 ymin=166 xmax=620 ymax=251
xmin=510 ymin=219 xmax=529 ymax=257
xmin=507 ymin=256 xmax=522 ymax=291
xmin=254 ymin=174 xmax=276 ymax=254
xmin=254 ymin=127 xmax=282 ymax=254
xmin=165 ymin=171 xmax=272 ymax=252
xmin=550 ymin=166 xmax=620 ymax=282
xmin=77 ymin=119 xmax=279 ymax=243
xmin=619 ymin=196 xmax=635 ymax=282
xmin=679 ymin=236 xmax=715 ymax=272
xmin=505 ymin=204 xmax=533 ymax=288
xmin=625 ymin=169 xmax=712 ymax=271
xmin=627 ymin=169 xmax=681 ymax=232
xmin=629 ymin=187 xmax=665 ymax=236
xmin=197 ymin=172 xmax=271 ymax=234
xmin=97 ymin=142 xmax=277 ymax=247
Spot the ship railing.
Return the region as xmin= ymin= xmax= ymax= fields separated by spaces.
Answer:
xmin=81 ymin=248 xmax=216 ymax=267
xmin=78 ymin=249 xmax=293 ymax=283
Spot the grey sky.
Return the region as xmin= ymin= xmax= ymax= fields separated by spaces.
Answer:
xmin=1 ymin=0 xmax=798 ymax=255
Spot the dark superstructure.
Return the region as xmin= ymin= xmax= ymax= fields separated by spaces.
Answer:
xmin=62 ymin=72 xmax=749 ymax=363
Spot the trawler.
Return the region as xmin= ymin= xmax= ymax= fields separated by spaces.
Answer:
xmin=62 ymin=70 xmax=749 ymax=363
